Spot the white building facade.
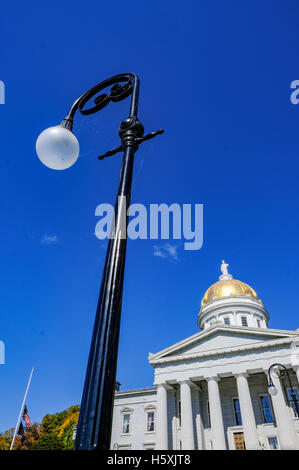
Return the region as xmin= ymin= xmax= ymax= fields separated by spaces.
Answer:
xmin=111 ymin=262 xmax=299 ymax=450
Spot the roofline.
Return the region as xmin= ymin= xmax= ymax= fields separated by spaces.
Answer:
xmin=115 ymin=387 xmax=156 ymax=397
xmin=148 ymin=324 xmax=299 ymax=362
xmin=149 ymin=335 xmax=299 ymax=366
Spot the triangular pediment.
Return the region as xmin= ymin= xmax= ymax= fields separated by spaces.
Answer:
xmin=149 ymin=325 xmax=299 ymax=363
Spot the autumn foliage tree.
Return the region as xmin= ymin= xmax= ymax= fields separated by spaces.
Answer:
xmin=13 ymin=423 xmax=40 ymax=450
xmin=0 ymin=405 xmax=79 ymax=450
xmin=0 ymin=428 xmax=14 ymax=450
xmin=57 ymin=405 xmax=80 ymax=449
xmin=32 ymin=405 xmax=79 ymax=450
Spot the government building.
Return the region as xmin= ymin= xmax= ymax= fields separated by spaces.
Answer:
xmin=111 ymin=262 xmax=299 ymax=450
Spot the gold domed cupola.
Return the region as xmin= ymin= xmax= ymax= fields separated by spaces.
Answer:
xmin=202 ymin=260 xmax=258 ymax=306
xmin=197 ymin=261 xmax=269 ymax=330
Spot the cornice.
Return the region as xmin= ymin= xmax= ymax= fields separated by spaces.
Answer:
xmin=115 ymin=387 xmax=156 ymax=397
xmin=149 ymin=335 xmax=298 ymax=366
xmin=148 ymin=325 xmax=298 ymax=363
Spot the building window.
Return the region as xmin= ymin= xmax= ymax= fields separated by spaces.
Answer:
xmin=268 ymin=436 xmax=279 ymax=450
xmin=287 ymin=388 xmax=299 ymax=418
xmin=144 ymin=443 xmax=155 ymax=450
xmin=233 ymin=398 xmax=242 ymax=425
xmin=224 ymin=317 xmax=230 ymax=325
xmin=256 ymin=319 xmax=261 ymax=328
xmin=241 ymin=316 xmax=248 ymax=326
xmin=122 ymin=413 xmax=130 ymax=434
xmin=259 ymin=395 xmax=274 ymax=423
xmin=206 ymin=401 xmax=211 ymax=428
xmin=118 ymin=444 xmax=132 ymax=450
xmin=146 ymin=411 xmax=155 ymax=432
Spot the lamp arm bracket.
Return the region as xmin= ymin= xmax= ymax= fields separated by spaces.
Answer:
xmin=98 ymin=129 xmax=164 ymax=160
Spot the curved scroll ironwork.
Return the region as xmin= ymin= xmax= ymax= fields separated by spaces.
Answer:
xmin=64 ymin=73 xmax=140 ymax=123
xmin=268 ymin=363 xmax=299 ymax=416
xmin=61 ymin=73 xmax=163 ymax=161
xmin=268 ymin=363 xmax=290 ymax=382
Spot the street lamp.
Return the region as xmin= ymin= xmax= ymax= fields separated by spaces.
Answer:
xmin=36 ymin=73 xmax=163 ymax=450
xmin=36 ymin=125 xmax=79 ymax=170
xmin=267 ymin=363 xmax=299 ymax=416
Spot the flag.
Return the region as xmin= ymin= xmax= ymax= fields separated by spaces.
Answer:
xmin=22 ymin=405 xmax=31 ymax=429
xmin=17 ymin=421 xmax=25 ymax=444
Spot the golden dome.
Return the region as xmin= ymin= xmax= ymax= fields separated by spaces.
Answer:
xmin=201 ymin=278 xmax=258 ymax=306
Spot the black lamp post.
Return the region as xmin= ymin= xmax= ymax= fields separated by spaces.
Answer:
xmin=36 ymin=73 xmax=163 ymax=450
xmin=267 ymin=363 xmax=299 ymax=417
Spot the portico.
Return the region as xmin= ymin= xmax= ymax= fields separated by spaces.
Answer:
xmin=111 ymin=262 xmax=299 ymax=450
xmin=153 ymin=366 xmax=299 ymax=450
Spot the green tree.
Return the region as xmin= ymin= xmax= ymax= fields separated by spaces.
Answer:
xmin=0 ymin=428 xmax=15 ymax=450
xmin=31 ymin=405 xmax=79 ymax=450
xmin=0 ymin=434 xmax=11 ymax=450
xmin=30 ymin=432 xmax=64 ymax=450
xmin=1 ymin=405 xmax=80 ymax=451
xmin=58 ymin=405 xmax=79 ymax=449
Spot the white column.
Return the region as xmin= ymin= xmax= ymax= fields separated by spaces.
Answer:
xmin=156 ymin=383 xmax=168 ymax=450
xmin=180 ymin=381 xmax=195 ymax=450
xmin=267 ymin=372 xmax=299 ymax=450
xmin=195 ymin=389 xmax=205 ymax=450
xmin=235 ymin=373 xmax=259 ymax=450
xmin=207 ymin=377 xmax=226 ymax=449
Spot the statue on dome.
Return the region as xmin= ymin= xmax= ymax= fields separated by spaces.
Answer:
xmin=221 ymin=260 xmax=229 ymax=275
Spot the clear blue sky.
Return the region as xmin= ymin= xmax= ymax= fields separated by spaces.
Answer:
xmin=0 ymin=0 xmax=299 ymax=432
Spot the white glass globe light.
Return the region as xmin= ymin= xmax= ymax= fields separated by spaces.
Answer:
xmin=36 ymin=125 xmax=79 ymax=170
xmin=268 ymin=385 xmax=278 ymax=396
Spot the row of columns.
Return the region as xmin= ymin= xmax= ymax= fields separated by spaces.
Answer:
xmin=156 ymin=370 xmax=299 ymax=450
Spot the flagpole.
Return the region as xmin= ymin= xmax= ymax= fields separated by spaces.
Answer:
xmin=10 ymin=366 xmax=34 ymax=450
